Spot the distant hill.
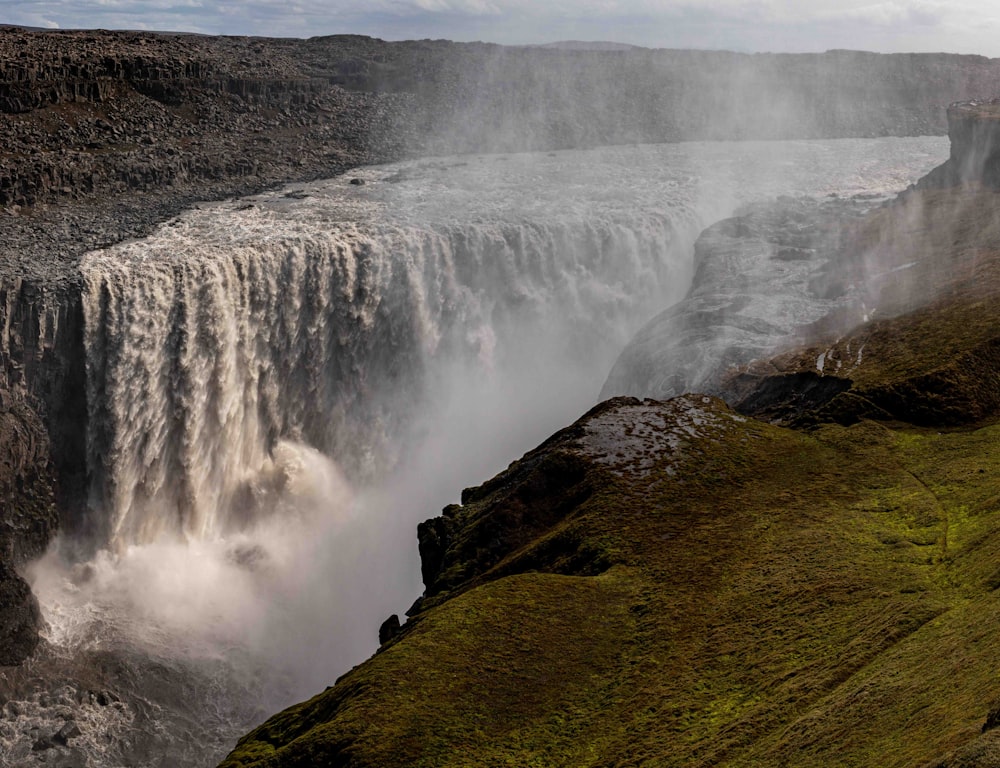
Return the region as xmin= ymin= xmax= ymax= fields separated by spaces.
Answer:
xmin=527 ymin=40 xmax=645 ymax=51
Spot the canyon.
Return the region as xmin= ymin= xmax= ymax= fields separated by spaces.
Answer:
xmin=3 ymin=26 xmax=1000 ymax=766
xmin=220 ymin=103 xmax=1000 ymax=768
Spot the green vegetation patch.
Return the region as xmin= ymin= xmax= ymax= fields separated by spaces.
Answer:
xmin=221 ymin=393 xmax=1000 ymax=767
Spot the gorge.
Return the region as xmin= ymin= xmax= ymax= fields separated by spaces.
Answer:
xmin=2 ymin=27 xmax=1000 ymax=768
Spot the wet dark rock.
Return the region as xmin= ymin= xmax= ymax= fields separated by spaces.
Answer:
xmin=378 ymin=614 xmax=401 ymax=646
xmin=984 ymin=700 xmax=1000 ymax=733
xmin=56 ymin=721 xmax=82 ymax=744
xmin=0 ymin=389 xmax=57 ymax=564
xmin=919 ymin=100 xmax=1000 ymax=189
xmin=417 ymin=514 xmax=457 ymax=592
xmin=32 ymin=720 xmax=82 ymax=750
xmin=734 ymin=371 xmax=854 ymax=425
xmin=0 ymin=560 xmax=41 ymax=666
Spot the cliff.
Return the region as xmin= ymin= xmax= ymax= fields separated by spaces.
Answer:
xmin=3 ymin=31 xmax=1000 ymax=223
xmin=221 ymin=114 xmax=1000 ymax=766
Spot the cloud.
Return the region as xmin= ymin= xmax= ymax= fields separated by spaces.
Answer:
xmin=411 ymin=0 xmax=501 ymax=15
xmin=2 ymin=0 xmax=1000 ymax=55
xmin=812 ymin=1 xmax=946 ymax=27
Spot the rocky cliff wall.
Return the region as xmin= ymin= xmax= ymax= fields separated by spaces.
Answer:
xmin=907 ymin=98 xmax=1000 ymax=188
xmin=945 ymin=99 xmax=1000 ymax=184
xmin=4 ymin=32 xmax=1000 ymax=219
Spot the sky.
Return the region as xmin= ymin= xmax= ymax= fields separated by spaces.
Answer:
xmin=3 ymin=0 xmax=1000 ymax=57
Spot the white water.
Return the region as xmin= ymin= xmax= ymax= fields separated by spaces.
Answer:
xmin=6 ymin=137 xmax=947 ymax=767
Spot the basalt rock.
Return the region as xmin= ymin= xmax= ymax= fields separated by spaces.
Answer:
xmin=0 ymin=560 xmax=41 ymax=666
xmin=0 ymin=379 xmax=56 ymax=667
xmin=918 ymin=99 xmax=1000 ymax=188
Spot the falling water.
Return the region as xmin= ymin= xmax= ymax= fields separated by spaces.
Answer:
xmin=81 ymin=202 xmax=688 ymax=551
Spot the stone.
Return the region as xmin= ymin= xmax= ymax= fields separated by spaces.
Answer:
xmin=378 ymin=614 xmax=401 ymax=646
xmin=0 ymin=560 xmax=41 ymax=665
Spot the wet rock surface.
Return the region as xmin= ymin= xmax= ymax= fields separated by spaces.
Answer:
xmin=918 ymin=99 xmax=1000 ymax=188
xmin=601 ymin=195 xmax=881 ymax=401
xmin=0 ymin=562 xmax=41 ymax=667
xmin=0 ymin=391 xmax=54 ymax=667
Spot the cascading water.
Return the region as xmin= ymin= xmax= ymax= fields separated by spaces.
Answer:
xmin=81 ymin=207 xmax=685 ymax=552
xmin=2 ymin=137 xmax=948 ymax=767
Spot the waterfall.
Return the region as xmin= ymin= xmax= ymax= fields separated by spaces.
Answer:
xmin=81 ymin=198 xmax=697 ymax=552
xmin=7 ymin=140 xmax=952 ymax=768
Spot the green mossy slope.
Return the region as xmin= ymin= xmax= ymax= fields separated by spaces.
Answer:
xmin=221 ymin=179 xmax=1000 ymax=768
xmin=220 ymin=388 xmax=1000 ymax=767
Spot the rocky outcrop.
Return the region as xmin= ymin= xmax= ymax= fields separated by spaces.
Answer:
xmin=601 ymin=196 xmax=878 ymax=401
xmin=0 ymin=391 xmax=57 ymax=563
xmin=0 ymin=392 xmax=54 ymax=666
xmin=0 ymin=561 xmax=41 ymax=666
xmin=914 ymin=99 xmax=1000 ymax=187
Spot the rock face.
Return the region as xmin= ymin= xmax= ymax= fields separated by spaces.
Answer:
xmin=0 ymin=392 xmax=54 ymax=665
xmin=0 ymin=561 xmax=41 ymax=666
xmin=600 ymin=196 xmax=878 ymax=401
xmin=2 ymin=31 xmax=1000 ymax=222
xmin=919 ymin=99 xmax=1000 ymax=187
